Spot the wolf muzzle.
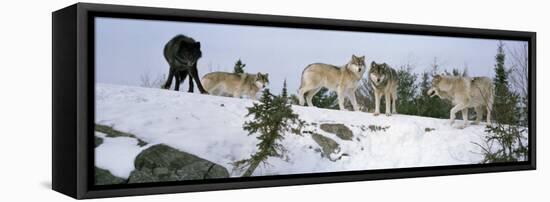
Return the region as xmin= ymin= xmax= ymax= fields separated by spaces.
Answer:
xmin=427 ymin=88 xmax=437 ymax=97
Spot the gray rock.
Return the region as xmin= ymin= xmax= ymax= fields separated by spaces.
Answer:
xmin=311 ymin=133 xmax=340 ymax=157
xmin=95 ymin=167 xmax=126 ymax=185
xmin=320 ymin=123 xmax=353 ymax=140
xmin=368 ymin=125 xmax=390 ymax=132
xmin=128 ymin=144 xmax=229 ymax=183
xmin=95 ymin=124 xmax=148 ymax=146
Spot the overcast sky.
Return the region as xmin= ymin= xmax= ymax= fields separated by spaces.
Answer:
xmin=95 ymin=17 xmax=527 ymax=94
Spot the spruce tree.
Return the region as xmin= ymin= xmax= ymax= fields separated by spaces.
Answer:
xmin=281 ymin=79 xmax=288 ymax=99
xmin=396 ymin=66 xmax=418 ymax=115
xmin=233 ymin=86 xmax=305 ymax=177
xmin=416 ymin=72 xmax=432 ymax=116
xmin=233 ymin=59 xmax=246 ymax=74
xmin=475 ymin=41 xmax=527 ymax=163
xmin=477 ymin=122 xmax=528 ymax=163
xmin=492 ymin=41 xmax=520 ymax=124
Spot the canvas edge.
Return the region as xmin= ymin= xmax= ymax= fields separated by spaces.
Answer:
xmin=50 ymin=2 xmax=537 ymax=199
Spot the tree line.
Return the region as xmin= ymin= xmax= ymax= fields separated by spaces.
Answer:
xmin=289 ymin=43 xmax=528 ymax=126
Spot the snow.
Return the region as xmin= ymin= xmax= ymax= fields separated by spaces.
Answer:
xmin=95 ymin=132 xmax=151 ymax=178
xmin=95 ymin=83 xmax=493 ymax=178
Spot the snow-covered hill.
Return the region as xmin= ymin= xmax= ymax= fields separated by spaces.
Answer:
xmin=95 ymin=83 xmax=489 ymax=179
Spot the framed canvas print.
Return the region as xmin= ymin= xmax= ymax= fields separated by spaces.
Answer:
xmin=52 ymin=3 xmax=536 ymax=199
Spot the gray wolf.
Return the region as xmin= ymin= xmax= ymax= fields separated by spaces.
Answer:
xmin=369 ymin=62 xmax=398 ymax=116
xmin=201 ymin=72 xmax=269 ymax=100
xmin=427 ymin=75 xmax=494 ymax=127
xmin=298 ymin=55 xmax=366 ymax=111
xmin=162 ymin=35 xmax=208 ymax=94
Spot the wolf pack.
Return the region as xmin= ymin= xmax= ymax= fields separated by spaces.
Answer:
xmin=161 ymin=34 xmax=494 ymax=129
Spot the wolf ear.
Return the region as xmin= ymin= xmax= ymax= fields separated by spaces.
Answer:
xmin=371 ymin=61 xmax=376 ymax=67
xmin=263 ymin=73 xmax=269 ymax=82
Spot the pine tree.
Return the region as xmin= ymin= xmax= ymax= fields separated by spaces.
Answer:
xmin=281 ymin=79 xmax=288 ymax=99
xmin=416 ymin=72 xmax=433 ymax=116
xmin=492 ymin=41 xmax=520 ymax=124
xmin=233 ymin=87 xmax=305 ymax=177
xmin=475 ymin=41 xmax=527 ymax=163
xmin=396 ymin=66 xmax=418 ymax=115
xmin=476 ymin=123 xmax=528 ymax=163
xmin=233 ymin=59 xmax=246 ymax=74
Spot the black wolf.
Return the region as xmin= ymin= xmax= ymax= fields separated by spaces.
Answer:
xmin=162 ymin=34 xmax=208 ymax=94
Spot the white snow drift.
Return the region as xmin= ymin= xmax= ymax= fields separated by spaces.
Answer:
xmin=95 ymin=83 xmax=492 ymax=179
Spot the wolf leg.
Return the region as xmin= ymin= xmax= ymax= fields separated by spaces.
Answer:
xmin=449 ymin=103 xmax=466 ymax=125
xmin=187 ymin=72 xmax=193 ymax=93
xmin=473 ymin=106 xmax=483 ymax=125
xmin=298 ymin=84 xmax=316 ymax=106
xmin=208 ymin=80 xmax=226 ymax=97
xmin=460 ymin=108 xmax=469 ymax=128
xmin=178 ymin=71 xmax=189 ymax=92
xmin=385 ymin=93 xmax=392 ymax=116
xmin=232 ymin=90 xmax=241 ymax=98
xmin=174 ymin=73 xmax=181 ymax=91
xmin=232 ymin=85 xmax=242 ymax=98
xmin=486 ymin=105 xmax=492 ymax=125
xmin=337 ymin=86 xmax=347 ymax=111
xmin=391 ymin=89 xmax=398 ymax=114
xmin=298 ymin=90 xmax=306 ymax=106
xmin=349 ymin=91 xmax=359 ymax=111
xmin=306 ymin=88 xmax=321 ymax=107
xmin=189 ymin=63 xmax=208 ymax=94
xmin=162 ymin=68 xmax=175 ymax=90
xmin=298 ymin=86 xmax=310 ymax=106
xmin=374 ymin=91 xmax=381 ymax=116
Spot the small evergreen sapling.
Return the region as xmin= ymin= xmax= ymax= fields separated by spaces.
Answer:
xmin=474 ymin=124 xmax=528 ymax=163
xmin=233 ymin=59 xmax=246 ymax=74
xmin=233 ymin=81 xmax=305 ymax=177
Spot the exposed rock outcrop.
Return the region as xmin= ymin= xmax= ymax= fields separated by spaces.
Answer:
xmin=127 ymin=144 xmax=229 ymax=183
xmin=320 ymin=123 xmax=353 ymax=140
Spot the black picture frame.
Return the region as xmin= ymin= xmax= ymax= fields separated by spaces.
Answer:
xmin=52 ymin=3 xmax=536 ymax=199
